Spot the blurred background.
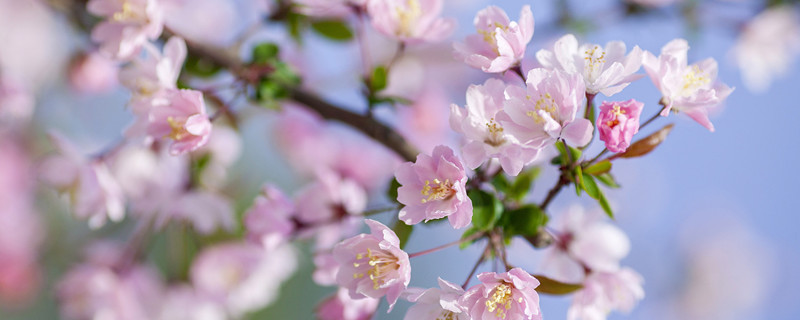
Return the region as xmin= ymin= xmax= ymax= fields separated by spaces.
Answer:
xmin=0 ymin=0 xmax=798 ymax=319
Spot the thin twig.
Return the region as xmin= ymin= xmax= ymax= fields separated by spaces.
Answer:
xmin=462 ymin=244 xmax=490 ymax=289
xmin=407 ymin=232 xmax=484 ymax=258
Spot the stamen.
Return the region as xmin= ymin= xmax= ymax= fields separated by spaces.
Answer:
xmin=484 ymin=117 xmax=506 ymax=147
xmin=525 ymin=93 xmax=558 ymax=124
xmin=166 ymin=117 xmax=190 ymax=141
xmin=681 ymin=65 xmax=711 ymax=96
xmin=352 ymin=248 xmax=400 ymax=290
xmin=396 ymin=0 xmax=422 ymax=37
xmin=485 ymin=283 xmax=515 ymax=319
xmin=420 ymin=179 xmax=455 ymax=203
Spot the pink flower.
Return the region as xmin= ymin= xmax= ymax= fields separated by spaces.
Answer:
xmin=244 ymin=185 xmax=295 ymax=248
xmin=367 ymin=0 xmax=455 ymax=44
xmin=732 ymin=6 xmax=800 ymax=92
xmin=332 ymin=219 xmax=411 ymax=311
xmin=536 ymin=34 xmax=643 ymax=96
xmin=294 ymin=0 xmax=364 ymax=18
xmin=294 ymin=171 xmax=367 ymax=249
xmin=88 ymin=0 xmax=165 ymax=60
xmin=161 ymin=191 xmax=236 ymax=234
xmin=500 ymin=68 xmax=593 ymax=149
xmin=454 ymin=5 xmax=534 ymax=73
xmin=395 ymin=145 xmax=472 ymax=229
xmin=404 ymin=278 xmax=468 ymax=320
xmin=157 ymin=285 xmax=226 ymax=320
xmin=460 ymin=268 xmax=542 ymax=320
xmin=642 ymin=39 xmax=734 ymax=131
xmin=68 ymin=51 xmax=119 ymax=94
xmin=397 ymin=87 xmax=454 ymax=154
xmin=40 ymin=133 xmax=125 ymax=229
xmin=0 ymin=76 xmax=35 ymax=124
xmin=317 ymin=287 xmax=379 ymax=320
xmin=313 ymin=252 xmax=339 ymax=286
xmin=567 ymin=268 xmax=645 ymax=320
xmin=145 ymin=89 xmax=212 ymax=155
xmin=190 ymin=242 xmax=297 ymax=317
xmin=119 ymin=36 xmax=186 ymax=97
xmin=450 ymin=78 xmax=541 ymax=176
xmin=597 ymin=99 xmax=644 ymax=153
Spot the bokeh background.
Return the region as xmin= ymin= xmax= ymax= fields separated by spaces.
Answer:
xmin=1 ymin=0 xmax=798 ymax=319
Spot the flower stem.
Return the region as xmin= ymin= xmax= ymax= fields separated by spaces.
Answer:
xmin=408 ymin=232 xmax=484 ymax=258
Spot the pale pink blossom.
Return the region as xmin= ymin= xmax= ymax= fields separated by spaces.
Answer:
xmin=294 ymin=0 xmax=364 ymax=18
xmin=597 ymin=99 xmax=644 ymax=153
xmin=88 ymin=0 xmax=165 ymax=60
xmin=367 ymin=0 xmax=455 ymax=44
xmin=500 ymin=68 xmax=593 ymax=149
xmin=460 ymin=268 xmax=542 ymax=320
xmin=158 ymin=285 xmax=226 ymax=320
xmin=404 ymin=278 xmax=468 ymax=320
xmin=450 ymin=78 xmax=540 ymax=176
xmin=642 ymin=39 xmax=733 ymax=131
xmin=333 ymin=219 xmax=411 ymax=311
xmin=40 ymin=134 xmax=125 ymax=229
xmin=396 ymin=145 xmax=472 ymax=229
xmin=313 ymin=252 xmax=339 ymax=286
xmin=540 ymin=205 xmax=631 ymax=284
xmin=317 ymin=287 xmax=379 ymax=320
xmin=567 ymin=268 xmax=645 ymax=320
xmin=68 ymin=51 xmax=119 ymax=94
xmin=145 ymin=89 xmax=212 ymax=155
xmin=161 ymin=191 xmax=236 ymax=235
xmin=0 ymin=76 xmax=35 ymax=123
xmin=191 ymin=242 xmax=297 ymax=317
xmin=193 ymin=126 xmax=241 ymax=189
xmin=397 ymin=87 xmax=453 ymax=154
xmin=244 ymin=185 xmax=295 ymax=248
xmin=536 ymin=34 xmax=644 ymax=96
xmin=110 ymin=144 xmax=188 ymax=218
xmin=454 ymin=5 xmax=534 ymax=73
xmin=294 ymin=171 xmax=367 ymax=249
xmin=732 ymin=6 xmax=800 ymax=92
xmin=119 ymin=36 xmax=186 ymax=97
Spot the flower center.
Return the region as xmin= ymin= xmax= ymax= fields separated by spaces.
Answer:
xmin=477 ymin=22 xmax=509 ymax=55
xmin=166 ymin=116 xmax=190 ymax=141
xmin=420 ymin=178 xmax=455 ymax=203
xmin=680 ymin=65 xmax=711 ymax=97
xmin=396 ymin=0 xmax=422 ymax=37
xmin=525 ymin=93 xmax=558 ymax=125
xmin=605 ymin=104 xmax=625 ymax=128
xmin=583 ymin=46 xmax=606 ymax=82
xmin=437 ymin=310 xmax=457 ymax=320
xmin=352 ymin=248 xmax=400 ymax=290
xmin=485 ymin=283 xmax=521 ymax=319
xmin=484 ymin=117 xmax=506 ymax=147
xmin=112 ymin=1 xmax=142 ymax=22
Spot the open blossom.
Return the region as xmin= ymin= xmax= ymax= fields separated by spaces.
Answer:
xmin=157 ymin=285 xmax=226 ymax=320
xmin=145 ymin=89 xmax=212 ymax=155
xmin=40 ymin=134 xmax=125 ymax=229
xmin=294 ymin=0 xmax=364 ymax=18
xmin=460 ymin=268 xmax=542 ymax=320
xmin=567 ymin=268 xmax=645 ymax=320
xmin=454 ymin=5 xmax=534 ymax=73
xmin=500 ymin=68 xmax=592 ymax=149
xmin=0 ymin=76 xmax=35 ymax=124
xmin=119 ymin=36 xmax=186 ymax=97
xmin=450 ymin=78 xmax=540 ymax=176
xmin=597 ymin=99 xmax=644 ymax=153
xmin=536 ymin=34 xmax=643 ymax=96
xmin=732 ymin=5 xmax=800 ymax=92
xmin=294 ymin=171 xmax=367 ymax=249
xmin=244 ymin=185 xmax=295 ymax=249
xmin=404 ymin=278 xmax=468 ymax=320
xmin=367 ymin=0 xmax=455 ymax=44
xmin=161 ymin=191 xmax=235 ymax=234
xmin=87 ymin=0 xmax=165 ymax=60
xmin=642 ymin=39 xmax=733 ymax=131
xmin=317 ymin=287 xmax=380 ymax=320
xmin=333 ymin=219 xmax=411 ymax=311
xmin=395 ymin=145 xmax=472 ymax=229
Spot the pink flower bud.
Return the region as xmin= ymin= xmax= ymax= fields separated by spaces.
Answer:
xmin=597 ymin=99 xmax=644 ymax=153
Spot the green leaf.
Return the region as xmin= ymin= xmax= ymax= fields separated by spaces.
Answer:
xmin=490 ymin=174 xmax=510 ymax=194
xmin=583 ymin=160 xmax=612 ymax=176
xmin=573 ymin=165 xmax=583 ymax=196
xmin=502 ymin=205 xmax=547 ymax=237
xmin=468 ymin=189 xmax=503 ymax=231
xmin=595 ymin=173 xmax=621 ymax=188
xmin=556 ymin=140 xmax=583 ymax=164
xmin=386 ymin=178 xmax=401 ymax=203
xmin=534 ymin=275 xmax=583 ymax=295
xmin=286 ymin=12 xmax=307 ymax=42
xmin=311 ymin=20 xmax=354 ymax=41
xmin=251 ymin=43 xmax=280 ymax=64
xmin=582 ymin=175 xmax=600 ymax=199
xmin=508 ymin=167 xmax=541 ymax=202
xmin=392 ymin=220 xmax=413 ymax=249
xmin=184 ymin=54 xmax=221 ymax=78
xmin=370 ymin=66 xmax=388 ymax=92
xmin=459 ymin=226 xmax=482 ymax=249
xmin=598 ymin=191 xmax=614 ymax=219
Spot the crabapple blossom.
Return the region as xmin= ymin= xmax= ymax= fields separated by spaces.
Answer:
xmin=404 ymin=278 xmax=468 ymax=320
xmin=332 ymin=219 xmax=411 ymax=311
xmin=294 ymin=0 xmax=365 ymax=18
xmin=597 ymin=99 xmax=644 ymax=153
xmin=450 ymin=78 xmax=540 ymax=176
xmin=192 ymin=126 xmax=242 ymax=189
xmin=87 ymin=0 xmax=165 ymax=60
xmin=160 ymin=191 xmax=235 ymax=234
xmin=454 ymin=5 xmax=534 ymax=73
xmin=536 ymin=34 xmax=644 ymax=96
xmin=68 ymin=51 xmax=119 ymax=94
xmin=145 ymin=89 xmax=212 ymax=155
xmin=294 ymin=171 xmax=367 ymax=248
xmin=313 ymin=252 xmax=340 ymax=286
xmin=119 ymin=36 xmax=186 ymax=97
xmin=367 ymin=0 xmax=455 ymax=44
xmin=460 ymin=268 xmax=542 ymax=320
xmin=642 ymin=38 xmax=733 ymax=131
xmin=157 ymin=285 xmax=226 ymax=320
xmin=317 ymin=287 xmax=380 ymax=320
xmin=397 ymin=87 xmax=453 ymax=154
xmin=567 ymin=268 xmax=645 ymax=320
xmin=395 ymin=145 xmax=472 ymax=229
xmin=0 ymin=76 xmax=35 ymax=123
xmin=244 ymin=185 xmax=295 ymax=248
xmin=500 ymin=68 xmax=593 ymax=149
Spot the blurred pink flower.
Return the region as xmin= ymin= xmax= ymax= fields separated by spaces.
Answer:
xmin=333 ymin=219 xmax=411 ymax=311
xmin=642 ymin=39 xmax=733 ymax=131
xmin=367 ymin=0 xmax=455 ymax=44
xmin=294 ymin=0 xmax=364 ymax=18
xmin=191 ymin=241 xmax=297 ymax=317
xmin=119 ymin=36 xmax=186 ymax=97
xmin=244 ymin=184 xmax=296 ymax=248
xmin=313 ymin=252 xmax=339 ymax=286
xmin=404 ymin=278 xmax=468 ymax=320
xmin=396 ymin=145 xmax=472 ymax=229
xmin=397 ymin=87 xmax=453 ymax=154
xmin=68 ymin=51 xmax=119 ymax=94
xmin=450 ymin=78 xmax=540 ymax=176
xmin=317 ymin=287 xmax=379 ymax=320
xmin=597 ymin=99 xmax=644 ymax=153
xmin=157 ymin=285 xmax=226 ymax=320
xmin=0 ymin=76 xmax=35 ymax=123
xmin=161 ymin=191 xmax=236 ymax=235
xmin=500 ymin=68 xmax=592 ymax=149
xmin=460 ymin=268 xmax=542 ymax=320
xmin=193 ymin=126 xmax=242 ymax=189
xmin=145 ymin=89 xmax=212 ymax=155
xmin=567 ymin=268 xmax=645 ymax=320
xmin=536 ymin=34 xmax=643 ymax=96
xmin=294 ymin=171 xmax=367 ymax=249
xmin=88 ymin=0 xmax=165 ymax=60
xmin=454 ymin=5 xmax=534 ymax=73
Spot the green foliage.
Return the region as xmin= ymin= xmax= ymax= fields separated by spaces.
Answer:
xmin=184 ymin=54 xmax=222 ymax=78
xmin=369 ymin=66 xmax=388 ymax=92
xmin=468 ymin=189 xmax=503 ymax=231
xmin=500 ymin=204 xmax=548 ymax=237
xmin=595 ymin=172 xmax=621 ymax=188
xmin=507 ymin=167 xmax=541 ymax=202
xmin=310 ymin=20 xmax=354 ymax=41
xmin=534 ymin=275 xmax=583 ymax=295
xmin=386 ymin=178 xmax=401 ymax=203
xmin=581 ymin=175 xmax=614 ymax=219
xmin=250 ymin=43 xmax=302 ymax=109
xmin=583 ymin=160 xmax=612 ymax=175
xmin=392 ymin=220 xmax=413 ymax=249
xmin=459 ymin=226 xmax=483 ymax=249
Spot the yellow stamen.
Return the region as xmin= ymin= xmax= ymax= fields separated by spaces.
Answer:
xmin=681 ymin=65 xmax=711 ymax=96
xmin=420 ymin=179 xmax=455 ymax=204
xmin=112 ymin=1 xmax=140 ymax=22
xmin=166 ymin=116 xmax=189 ymax=141
xmin=396 ymin=0 xmax=422 ymax=37
xmin=484 ymin=117 xmax=506 ymax=147
xmin=525 ymin=93 xmax=558 ymax=124
xmin=485 ymin=283 xmax=515 ymax=319
xmin=352 ymin=248 xmax=400 ymax=290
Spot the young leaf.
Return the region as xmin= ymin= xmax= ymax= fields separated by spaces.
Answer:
xmin=503 ymin=205 xmax=547 ymax=237
xmin=534 ymin=275 xmax=583 ymax=295
xmin=392 ymin=220 xmax=413 ymax=249
xmin=615 ymin=123 xmax=675 ymax=159
xmin=508 ymin=167 xmax=541 ymax=202
xmin=370 ymin=66 xmax=388 ymax=92
xmin=386 ymin=178 xmax=401 ymax=203
xmin=468 ymin=189 xmax=503 ymax=231
xmin=311 ymin=20 xmax=354 ymax=41
xmin=598 ymin=191 xmax=614 ymax=219
xmin=490 ymin=174 xmax=510 ymax=194
xmin=583 ymin=160 xmax=612 ymax=175
xmin=581 ymin=175 xmax=600 ymax=199
xmin=595 ymin=173 xmax=621 ymax=188
xmin=251 ymin=43 xmax=280 ymax=64
xmin=573 ymin=165 xmax=583 ymax=196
